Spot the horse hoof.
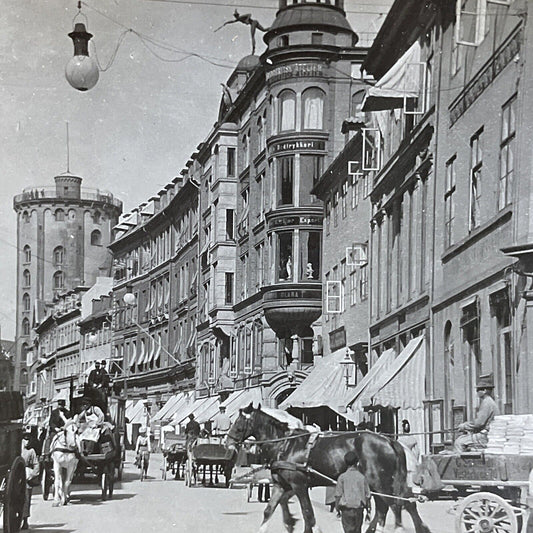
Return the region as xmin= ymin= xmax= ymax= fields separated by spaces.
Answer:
xmin=52 ymin=502 xmax=60 ymax=507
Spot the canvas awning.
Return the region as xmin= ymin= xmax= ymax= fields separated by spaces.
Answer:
xmin=152 ymin=394 xmax=183 ymax=422
xmin=362 ymin=41 xmax=421 ymax=112
xmin=371 ymin=336 xmax=426 ymax=410
xmin=196 ymin=388 xmax=263 ymax=424
xmin=171 ymin=396 xmax=219 ymax=426
xmin=127 ymin=399 xmax=146 ymax=424
xmin=279 ymin=348 xmax=355 ymax=416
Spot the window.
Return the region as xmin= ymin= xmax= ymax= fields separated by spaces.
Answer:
xmin=469 ymin=130 xmax=483 ymax=231
xmin=92 ymin=210 xmax=101 ymax=224
xmin=53 ymin=271 xmax=64 ymax=290
xmin=341 ymin=180 xmax=348 ymax=218
xmin=23 ymin=269 xmax=31 ymax=287
xmin=241 ymin=254 xmax=248 ymax=300
xmin=349 ymin=270 xmax=357 ymax=306
xmin=299 ymin=231 xmax=321 ymax=281
xmin=227 ymin=147 xmax=236 ymax=177
xmin=22 ymin=318 xmax=30 ymax=336
xmin=278 ymin=90 xmax=296 ymax=131
xmin=242 ymin=134 xmax=250 ymax=168
xmin=23 ymin=245 xmax=31 ymax=263
xmin=255 ymin=243 xmax=264 ymax=288
xmin=22 ymin=211 xmax=30 ymax=223
xmin=257 ymin=116 xmax=265 ymax=152
xmin=55 ymin=209 xmax=65 ymax=221
xmin=333 ymin=189 xmax=339 ymax=227
xmin=91 ymin=229 xmax=102 ymax=246
xmin=53 ymin=246 xmax=64 ymax=265
xmin=300 ymin=155 xmax=324 ymax=204
xmin=499 ymin=97 xmax=516 ymax=210
xmin=451 ymin=36 xmax=464 ymax=76
xmin=257 ymin=172 xmax=266 ymax=220
xmin=302 ymin=88 xmax=325 ymax=130
xmin=277 ymin=232 xmax=293 ymax=282
xmin=23 ymin=293 xmax=30 ymax=312
xmin=311 ymin=32 xmax=323 ymax=45
xmin=455 ymin=0 xmax=487 ymax=48
xmin=326 ymin=281 xmax=342 ymax=313
xmin=225 ymin=272 xmax=234 ymax=305
xmin=278 ymin=156 xmax=294 ymax=206
xmin=359 ymin=263 xmax=368 ymax=301
xmin=279 ymin=35 xmax=289 ymax=47
xmin=225 ymin=209 xmax=234 ymax=240
xmin=445 ymin=157 xmax=456 ymax=248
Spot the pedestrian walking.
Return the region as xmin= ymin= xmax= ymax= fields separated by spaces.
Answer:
xmin=335 ymin=452 xmax=370 ymax=533
xmin=21 ymin=430 xmax=40 ymax=530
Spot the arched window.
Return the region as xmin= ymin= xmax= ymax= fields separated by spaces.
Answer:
xmin=23 ymin=293 xmax=30 ymax=312
xmin=93 ymin=210 xmax=101 ymax=224
xmin=22 ymin=211 xmax=30 ymax=223
xmin=55 ymin=209 xmax=65 ymax=221
xmin=91 ymin=229 xmax=102 ymax=246
xmin=257 ymin=116 xmax=265 ymax=152
xmin=53 ymin=271 xmax=64 ymax=290
xmin=242 ymin=134 xmax=249 ymax=168
xmin=278 ymin=90 xmax=296 ymax=131
xmin=23 ymin=269 xmax=31 ymax=287
xmin=20 ymin=369 xmax=28 ymax=386
xmin=53 ymin=246 xmax=64 ymax=265
xmin=302 ymin=87 xmax=325 ymax=130
xmin=22 ymin=318 xmax=30 ymax=336
xmin=23 ymin=245 xmax=31 ymax=263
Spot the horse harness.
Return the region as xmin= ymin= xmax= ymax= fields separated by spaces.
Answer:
xmin=51 ymin=428 xmax=79 ymax=457
xmin=270 ymin=431 xmax=321 ymax=477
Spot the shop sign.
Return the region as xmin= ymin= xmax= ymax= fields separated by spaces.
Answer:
xmin=266 ymin=63 xmax=324 ymax=83
xmin=269 ymin=215 xmax=322 ymax=228
xmin=271 ymin=139 xmax=325 ymax=154
xmin=329 ymin=327 xmax=346 ymax=352
xmin=265 ymin=288 xmax=321 ymax=300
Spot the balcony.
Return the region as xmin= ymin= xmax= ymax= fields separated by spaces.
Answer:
xmin=14 ymin=186 xmax=122 ymax=209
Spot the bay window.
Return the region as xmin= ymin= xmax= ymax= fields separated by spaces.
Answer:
xmin=302 ymin=87 xmax=325 ymax=130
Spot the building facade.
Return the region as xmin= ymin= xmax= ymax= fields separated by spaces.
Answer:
xmin=13 ymin=174 xmax=122 ymax=394
xmin=0 ymin=339 xmax=15 ymax=391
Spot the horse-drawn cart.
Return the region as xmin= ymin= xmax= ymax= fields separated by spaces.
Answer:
xmin=161 ymin=434 xmax=187 ymax=480
xmin=184 ymin=438 xmax=235 ymax=488
xmin=0 ymin=391 xmax=26 ymax=533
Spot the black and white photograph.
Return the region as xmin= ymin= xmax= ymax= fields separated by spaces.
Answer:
xmin=1 ymin=0 xmax=533 ymax=532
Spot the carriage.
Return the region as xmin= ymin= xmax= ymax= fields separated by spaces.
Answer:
xmin=0 ymin=391 xmax=26 ymax=533
xmin=184 ymin=437 xmax=236 ymax=488
xmin=416 ymin=451 xmax=533 ymax=533
xmin=161 ymin=433 xmax=187 ymax=480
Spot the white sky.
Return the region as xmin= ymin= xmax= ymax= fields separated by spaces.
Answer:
xmin=0 ymin=0 xmax=391 ymax=338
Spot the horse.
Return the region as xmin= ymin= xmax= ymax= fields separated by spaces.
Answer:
xmin=227 ymin=403 xmax=431 ymax=533
xmin=50 ymin=421 xmax=80 ymax=507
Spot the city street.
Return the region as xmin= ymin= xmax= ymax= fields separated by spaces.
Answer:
xmin=24 ymin=451 xmax=454 ymax=533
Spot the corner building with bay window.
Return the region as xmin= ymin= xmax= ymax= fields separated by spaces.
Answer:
xmin=194 ymin=0 xmax=367 ymax=409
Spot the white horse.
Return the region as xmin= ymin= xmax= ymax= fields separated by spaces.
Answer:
xmin=51 ymin=421 xmax=80 ymax=507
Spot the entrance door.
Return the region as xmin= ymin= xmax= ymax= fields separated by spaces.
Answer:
xmin=499 ymin=328 xmax=513 ymax=414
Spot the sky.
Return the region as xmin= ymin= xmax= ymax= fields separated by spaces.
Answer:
xmin=0 ymin=0 xmax=392 ymax=339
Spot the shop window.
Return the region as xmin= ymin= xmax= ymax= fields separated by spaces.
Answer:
xmin=277 ymin=155 xmax=294 ymax=206
xmin=277 ymin=232 xmax=293 ymax=282
xmin=23 ymin=293 xmax=30 ymax=312
xmin=302 ymin=87 xmax=325 ymax=130
xmin=278 ymin=90 xmax=296 ymax=131
xmin=461 ymin=300 xmax=481 ymax=416
xmin=91 ymin=229 xmax=102 ymax=246
xmin=299 ymin=231 xmax=321 ymax=281
xmin=301 ymin=337 xmax=314 ymax=364
xmin=23 ymin=269 xmax=31 ymax=288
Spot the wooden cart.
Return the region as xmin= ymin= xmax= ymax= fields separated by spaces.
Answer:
xmin=161 ymin=434 xmax=187 ymax=480
xmin=185 ymin=438 xmax=235 ymax=488
xmin=0 ymin=391 xmax=26 ymax=533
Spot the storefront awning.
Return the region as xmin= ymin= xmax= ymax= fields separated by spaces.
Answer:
xmin=171 ymin=396 xmax=219 ymax=426
xmin=362 ymin=41 xmax=421 ymax=112
xmin=371 ymin=336 xmax=426 ymax=410
xmin=152 ymin=394 xmax=183 ymax=422
xmin=346 ymin=348 xmax=396 ymax=412
xmin=278 ymin=348 xmax=353 ymax=414
xmin=127 ymin=399 xmax=146 ymax=425
xmin=197 ymin=387 xmax=263 ymax=423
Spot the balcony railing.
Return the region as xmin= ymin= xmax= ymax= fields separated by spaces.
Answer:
xmin=14 ymin=186 xmax=123 ymax=209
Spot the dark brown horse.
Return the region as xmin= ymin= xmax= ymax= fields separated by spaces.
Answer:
xmin=227 ymin=404 xmax=431 ymax=533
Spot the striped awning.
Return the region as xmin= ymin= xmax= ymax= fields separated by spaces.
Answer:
xmin=127 ymin=399 xmax=146 ymax=424
xmin=222 ymin=388 xmax=263 ymax=421
xmin=152 ymin=394 xmax=183 ymax=422
xmin=371 ymin=336 xmax=426 ymax=410
xmin=174 ymin=396 xmax=220 ymax=426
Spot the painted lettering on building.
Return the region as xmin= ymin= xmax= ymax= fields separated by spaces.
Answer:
xmin=266 ymin=63 xmax=324 ymax=83
xmin=271 ymin=139 xmax=326 ymax=153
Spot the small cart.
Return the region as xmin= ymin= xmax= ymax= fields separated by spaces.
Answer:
xmin=0 ymin=391 xmax=26 ymax=533
xmin=185 ymin=438 xmax=235 ymax=488
xmin=161 ymin=434 xmax=187 ymax=480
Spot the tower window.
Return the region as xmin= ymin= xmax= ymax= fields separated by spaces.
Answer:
xmin=53 ymin=271 xmax=64 ymax=290
xmin=55 ymin=209 xmax=65 ymax=222
xmin=278 ymin=35 xmax=289 ymax=47
xmin=23 ymin=245 xmax=31 ymax=263
xmin=93 ymin=210 xmax=101 ymax=224
xmin=23 ymin=269 xmax=31 ymax=287
xmin=54 ymin=246 xmax=64 ymax=265
xmin=23 ymin=293 xmax=31 ymax=312
xmin=22 ymin=211 xmax=30 ymax=223
xmin=91 ymin=229 xmax=102 ymax=246
xmin=22 ymin=318 xmax=30 ymax=336
xmin=312 ymin=33 xmax=323 ymax=45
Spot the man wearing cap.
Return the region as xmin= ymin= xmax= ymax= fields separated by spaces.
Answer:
xmin=185 ymin=413 xmax=201 ymax=448
xmin=99 ymin=360 xmax=110 ymax=392
xmin=335 ymin=452 xmax=370 ymax=533
xmin=212 ymin=405 xmax=231 ymax=437
xmin=49 ymin=399 xmax=71 ymax=434
xmin=88 ymin=361 xmax=103 ymax=389
xmin=455 ymin=374 xmax=498 ymax=453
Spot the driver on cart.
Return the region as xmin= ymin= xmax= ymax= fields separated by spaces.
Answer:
xmin=454 ymin=374 xmax=498 ymax=453
xmin=76 ymin=397 xmax=105 ymax=455
xmin=43 ymin=398 xmax=71 ymax=458
xmin=212 ymin=405 xmax=231 ymax=439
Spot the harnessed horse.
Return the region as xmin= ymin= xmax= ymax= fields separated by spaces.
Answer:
xmin=50 ymin=422 xmax=80 ymax=507
xmin=227 ymin=404 xmax=431 ymax=533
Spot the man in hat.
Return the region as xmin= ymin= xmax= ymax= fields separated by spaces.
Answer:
xmin=335 ymin=451 xmax=370 ymax=533
xmin=21 ymin=430 xmax=40 ymax=530
xmin=77 ymin=397 xmax=105 ymax=455
xmin=88 ymin=361 xmax=103 ymax=389
xmin=49 ymin=398 xmax=71 ymax=434
xmin=212 ymin=405 xmax=231 ymax=437
xmin=185 ymin=413 xmax=200 ymax=449
xmin=455 ymin=374 xmax=498 ymax=453
xmin=99 ymin=360 xmax=110 ymax=392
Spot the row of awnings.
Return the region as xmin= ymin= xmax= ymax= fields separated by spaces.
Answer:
xmin=280 ymin=336 xmax=426 ymax=421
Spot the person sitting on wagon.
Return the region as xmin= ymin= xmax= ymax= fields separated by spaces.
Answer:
xmin=77 ymin=397 xmax=105 ymax=455
xmin=185 ymin=413 xmax=201 ymax=449
xmin=212 ymin=405 xmax=231 ymax=437
xmin=454 ymin=374 xmax=498 ymax=453
xmin=135 ymin=427 xmax=151 ymax=469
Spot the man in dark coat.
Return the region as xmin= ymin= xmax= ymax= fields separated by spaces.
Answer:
xmin=88 ymin=361 xmax=103 ymax=388
xmin=185 ymin=413 xmax=200 ymax=448
xmin=49 ymin=399 xmax=71 ymax=433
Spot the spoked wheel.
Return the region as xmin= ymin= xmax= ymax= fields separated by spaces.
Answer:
xmin=101 ymin=469 xmax=111 ymax=501
xmin=2 ymin=456 xmax=26 ymax=533
xmin=161 ymin=457 xmax=167 ymax=480
xmin=456 ymin=492 xmax=519 ymax=533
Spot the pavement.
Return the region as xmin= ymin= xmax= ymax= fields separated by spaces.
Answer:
xmin=23 ymin=451 xmax=455 ymax=533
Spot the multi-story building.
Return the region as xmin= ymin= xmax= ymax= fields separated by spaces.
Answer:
xmin=0 ymin=339 xmax=15 ymax=391
xmin=13 ymin=174 xmax=122 ymax=394
xmin=110 ymin=176 xmax=199 ymax=411
xmin=191 ymin=0 xmax=368 ymax=412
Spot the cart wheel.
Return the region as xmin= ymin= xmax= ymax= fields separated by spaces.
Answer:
xmin=101 ymin=472 xmax=109 ymax=501
xmin=41 ymin=465 xmax=53 ymax=501
xmin=456 ymin=492 xmax=518 ymax=533
xmin=162 ymin=457 xmax=167 ymax=480
xmin=3 ymin=456 xmax=26 ymax=533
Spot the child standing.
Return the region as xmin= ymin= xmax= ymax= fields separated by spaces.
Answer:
xmin=335 ymin=452 xmax=370 ymax=533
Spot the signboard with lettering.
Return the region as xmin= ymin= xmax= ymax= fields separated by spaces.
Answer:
xmin=271 ymin=139 xmax=326 ymax=154
xmin=266 ymin=63 xmax=324 ymax=83
xmin=329 ymin=327 xmax=346 ymax=352
xmin=269 ymin=215 xmax=322 ymax=229
xmin=264 ymin=288 xmax=321 ymax=301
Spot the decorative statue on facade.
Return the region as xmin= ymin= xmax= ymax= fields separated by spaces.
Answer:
xmin=215 ymin=10 xmax=269 ymax=55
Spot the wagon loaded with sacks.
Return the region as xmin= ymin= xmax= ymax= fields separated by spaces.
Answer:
xmin=0 ymin=391 xmax=26 ymax=533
